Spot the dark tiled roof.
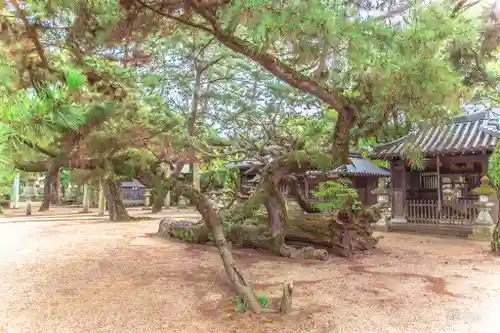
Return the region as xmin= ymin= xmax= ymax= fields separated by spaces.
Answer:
xmin=334 ymin=154 xmax=391 ymax=177
xmin=304 ymin=152 xmax=390 ymax=177
xmin=374 ymin=111 xmax=500 ymax=158
xmin=285 ymin=152 xmax=389 ymax=178
xmin=234 ymin=153 xmax=390 ymax=180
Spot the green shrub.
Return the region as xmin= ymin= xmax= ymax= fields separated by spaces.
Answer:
xmin=312 ymin=179 xmax=361 ymax=212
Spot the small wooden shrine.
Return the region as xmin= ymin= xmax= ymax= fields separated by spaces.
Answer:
xmin=374 ymin=111 xmax=500 ymax=235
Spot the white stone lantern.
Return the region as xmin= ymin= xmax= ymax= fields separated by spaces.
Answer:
xmin=22 ymin=177 xmax=38 ymax=198
xmin=372 ymin=183 xmax=389 ymax=206
xmin=177 ymin=196 xmax=187 ymax=209
xmin=443 ymin=188 xmax=456 ymax=202
xmin=377 ymin=192 xmax=389 ymax=204
xmin=22 ymin=177 xmax=37 ymax=216
xmin=479 ymin=194 xmax=489 ymax=203
xmin=469 ymin=176 xmax=496 ymax=240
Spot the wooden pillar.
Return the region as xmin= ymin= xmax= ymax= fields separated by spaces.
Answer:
xmin=403 ymin=164 xmax=408 ymax=211
xmin=437 ymin=155 xmax=442 ymax=215
xmin=366 ymin=177 xmax=377 ymax=206
xmin=480 ymin=152 xmax=489 ymax=176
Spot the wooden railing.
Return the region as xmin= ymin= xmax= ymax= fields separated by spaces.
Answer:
xmin=406 ymin=198 xmax=477 ymax=225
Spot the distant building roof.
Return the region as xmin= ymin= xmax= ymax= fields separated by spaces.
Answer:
xmin=374 ymin=111 xmax=500 ymax=159
xmin=333 ymin=152 xmax=390 ymax=177
xmin=224 ymin=160 xmax=263 ymax=170
xmin=240 ymin=152 xmax=390 ymax=182
xmin=121 ymin=179 xmax=145 ymax=188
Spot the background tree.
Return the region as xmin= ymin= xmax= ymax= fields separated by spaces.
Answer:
xmin=140 ymin=30 xmax=235 ymax=210
xmin=488 ymin=143 xmax=500 ymax=254
xmin=129 ymin=0 xmax=490 ymax=158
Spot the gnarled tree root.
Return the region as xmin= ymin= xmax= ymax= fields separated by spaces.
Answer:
xmin=157 ymin=218 xmax=210 ymax=243
xmin=229 ymin=224 xmax=329 ymax=260
xmin=158 ymin=218 xmax=328 ymax=260
xmin=157 ymin=206 xmax=382 ymax=260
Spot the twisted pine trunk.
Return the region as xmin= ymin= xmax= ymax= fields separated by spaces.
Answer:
xmin=152 ymin=186 xmax=166 ymax=213
xmin=39 ymin=175 xmax=52 ymax=211
xmin=50 ymin=168 xmax=61 ymax=205
xmin=492 ymin=191 xmax=500 ymax=254
xmin=492 ymin=223 xmax=500 ymax=254
xmin=39 ymin=162 xmax=59 ymax=211
xmin=104 ymin=179 xmax=131 ymax=221
xmin=161 ymin=204 xmax=381 ymax=260
xmin=265 ymin=195 xmax=284 ymax=237
xmin=261 ymin=163 xmax=292 ymax=245
xmin=173 ymin=179 xmax=261 ymax=313
xmin=286 ymin=176 xmax=321 ymax=213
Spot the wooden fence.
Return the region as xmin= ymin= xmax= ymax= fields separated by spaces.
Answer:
xmin=406 ymin=198 xmax=477 ymax=225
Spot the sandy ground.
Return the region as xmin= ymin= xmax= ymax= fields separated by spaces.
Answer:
xmin=1 ymin=204 xmax=192 ymax=218
xmin=0 ymin=213 xmax=500 ymax=333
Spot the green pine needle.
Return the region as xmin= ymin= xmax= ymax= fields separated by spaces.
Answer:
xmin=65 ymin=70 xmax=87 ymax=90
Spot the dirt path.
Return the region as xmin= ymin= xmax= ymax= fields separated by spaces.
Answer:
xmin=0 ymin=218 xmax=500 ymax=333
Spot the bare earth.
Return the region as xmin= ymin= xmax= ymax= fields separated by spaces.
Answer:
xmin=1 ymin=211 xmax=500 ymax=333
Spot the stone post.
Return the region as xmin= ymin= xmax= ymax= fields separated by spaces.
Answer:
xmin=177 ymin=196 xmax=187 ymax=209
xmin=144 ymin=189 xmax=151 ymax=207
xmin=371 ymin=182 xmax=390 ymax=232
xmin=81 ymin=182 xmax=90 ymax=213
xmin=10 ymin=172 xmax=20 ymax=209
xmin=164 ymin=191 xmax=171 ymax=209
xmin=469 ymin=176 xmax=497 ymax=241
xmin=23 ymin=176 xmax=37 ymax=216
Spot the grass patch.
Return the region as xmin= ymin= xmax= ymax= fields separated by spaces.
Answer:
xmin=235 ymin=291 xmax=271 ymax=313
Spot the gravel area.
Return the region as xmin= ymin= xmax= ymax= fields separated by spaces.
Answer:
xmin=0 ymin=217 xmax=500 ymax=333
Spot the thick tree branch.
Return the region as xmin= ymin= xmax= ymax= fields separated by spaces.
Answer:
xmin=14 ymin=160 xmax=49 ymax=172
xmin=18 ymin=137 xmax=58 ymax=157
xmin=199 ymin=56 xmax=226 ymax=73
xmin=10 ymin=0 xmax=50 ymax=69
xmin=374 ymin=2 xmax=414 ymax=21
xmin=197 ymin=36 xmax=216 ymax=57
xmin=284 ymin=175 xmax=321 ymax=213
xmin=451 ymin=0 xmax=482 ymax=18
xmin=135 ymin=0 xmax=214 ymax=34
xmin=331 ymin=107 xmax=357 ymax=164
xmin=139 ymin=0 xmax=347 ymax=113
